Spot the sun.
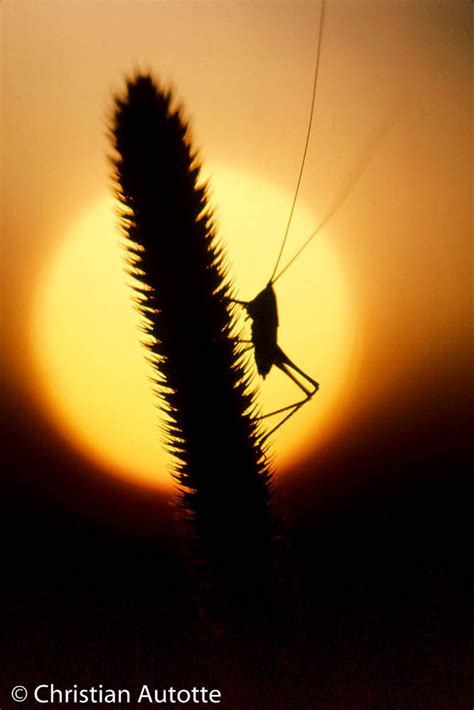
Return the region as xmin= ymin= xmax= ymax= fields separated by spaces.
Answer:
xmin=32 ymin=166 xmax=353 ymax=491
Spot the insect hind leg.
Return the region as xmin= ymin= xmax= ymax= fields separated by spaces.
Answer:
xmin=274 ymin=345 xmax=319 ymax=395
xmin=256 ymin=346 xmax=319 ymax=441
xmin=258 ymin=399 xmax=307 ymax=442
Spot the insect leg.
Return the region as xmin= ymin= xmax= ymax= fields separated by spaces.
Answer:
xmin=236 ymin=343 xmax=254 ymax=355
xmin=226 ymin=297 xmax=249 ymax=307
xmin=259 ymin=400 xmax=307 ymax=442
xmin=256 ymin=364 xmax=314 ymax=420
xmin=274 ymin=345 xmax=319 ymax=394
xmin=255 ymin=347 xmax=319 ymax=441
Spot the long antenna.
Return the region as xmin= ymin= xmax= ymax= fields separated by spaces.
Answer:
xmin=273 ymin=94 xmax=396 ymax=285
xmin=272 ymin=207 xmax=329 ymax=284
xmin=269 ymin=0 xmax=326 ymax=284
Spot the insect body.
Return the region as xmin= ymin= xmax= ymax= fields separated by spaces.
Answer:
xmin=233 ymin=280 xmax=319 ymax=439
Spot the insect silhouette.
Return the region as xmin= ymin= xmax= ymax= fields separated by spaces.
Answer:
xmin=230 ymin=0 xmax=327 ymax=440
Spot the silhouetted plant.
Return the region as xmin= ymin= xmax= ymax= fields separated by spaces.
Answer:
xmin=110 ymin=74 xmax=291 ymax=635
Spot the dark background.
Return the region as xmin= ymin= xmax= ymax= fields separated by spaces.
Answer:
xmin=1 ymin=350 xmax=471 ymax=709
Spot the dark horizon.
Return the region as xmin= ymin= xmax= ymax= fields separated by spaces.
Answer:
xmin=2 ymin=346 xmax=471 ymax=707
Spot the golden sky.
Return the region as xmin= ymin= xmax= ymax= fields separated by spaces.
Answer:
xmin=2 ymin=1 xmax=471 ymax=490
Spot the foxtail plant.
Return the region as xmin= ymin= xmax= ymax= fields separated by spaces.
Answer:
xmin=110 ymin=75 xmax=290 ymax=633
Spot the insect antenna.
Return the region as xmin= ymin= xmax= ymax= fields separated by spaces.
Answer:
xmin=272 ymin=90 xmax=396 ymax=285
xmin=271 ymin=198 xmax=328 ymax=285
xmin=269 ymin=0 xmax=326 ymax=285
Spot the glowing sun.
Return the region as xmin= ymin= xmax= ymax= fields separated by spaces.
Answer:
xmin=32 ymin=166 xmax=353 ymax=491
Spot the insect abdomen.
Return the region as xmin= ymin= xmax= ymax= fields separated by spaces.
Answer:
xmin=248 ymin=282 xmax=279 ymax=377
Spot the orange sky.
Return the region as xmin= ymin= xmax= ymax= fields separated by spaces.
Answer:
xmin=2 ymin=1 xmax=471 ymax=489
